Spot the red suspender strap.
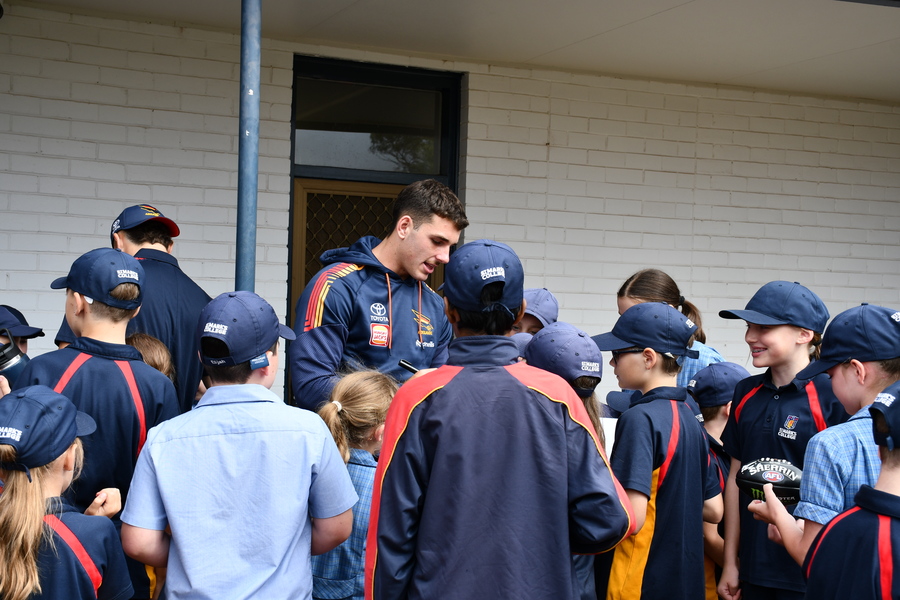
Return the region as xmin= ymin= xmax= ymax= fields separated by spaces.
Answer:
xmin=44 ymin=514 xmax=102 ymax=598
xmin=733 ymin=383 xmax=763 ymax=423
xmin=657 ymin=400 xmax=681 ymax=488
xmin=114 ymin=360 xmax=147 ymax=456
xmin=53 ymin=353 xmax=92 ymax=394
xmin=805 ymin=381 xmax=827 ymax=433
xmin=879 ymin=515 xmax=893 ymax=600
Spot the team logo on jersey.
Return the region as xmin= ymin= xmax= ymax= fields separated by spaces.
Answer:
xmin=370 ymin=324 xmax=390 ymax=347
xmin=370 ymin=303 xmax=388 ymax=323
xmin=876 ymin=392 xmax=897 ymax=407
xmin=783 ymin=415 xmax=798 ymax=430
xmin=412 ymin=309 xmax=434 ymax=336
xmin=763 ymin=471 xmax=784 ymax=483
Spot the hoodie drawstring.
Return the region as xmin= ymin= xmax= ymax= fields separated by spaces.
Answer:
xmin=384 ymin=273 xmax=393 ymax=350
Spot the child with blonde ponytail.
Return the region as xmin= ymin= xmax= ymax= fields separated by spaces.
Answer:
xmin=0 ymin=385 xmax=132 ymax=600
xmin=312 ymin=370 xmax=398 ymax=600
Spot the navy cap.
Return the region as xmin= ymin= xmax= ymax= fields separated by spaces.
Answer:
xmin=198 ymin=291 xmax=296 ymax=367
xmin=687 ymin=362 xmax=751 ymax=409
xmin=443 ymin=239 xmax=524 ymax=316
xmin=524 ymin=288 xmax=559 ymax=327
xmin=50 ymin=248 xmax=144 ymax=310
xmin=0 ymin=385 xmax=96 ymax=480
xmin=719 ymin=281 xmax=829 ymax=333
xmin=797 ymin=304 xmax=900 ymax=380
xmin=0 ymin=306 xmax=44 ymax=339
xmin=593 ymin=302 xmax=700 ymax=358
xmin=510 ymin=332 xmax=533 ymax=357
xmin=110 ymin=204 xmax=180 ymax=244
xmin=870 ymin=381 xmax=900 ymax=450
xmin=606 ymin=389 xmax=641 ymax=415
xmin=525 ymin=322 xmax=602 ymax=397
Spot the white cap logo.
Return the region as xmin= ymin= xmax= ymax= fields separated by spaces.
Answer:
xmin=203 ymin=322 xmax=228 ymax=335
xmin=892 ymin=312 xmax=900 ymax=323
xmin=581 ymin=361 xmax=600 ymax=373
xmin=685 ymin=318 xmax=695 ymax=328
xmin=480 ymin=267 xmax=505 ymax=280
xmin=117 ymin=269 xmax=139 ymax=281
xmin=876 ymin=392 xmax=896 ymax=407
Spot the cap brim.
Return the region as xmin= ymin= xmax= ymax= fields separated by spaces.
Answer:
xmin=591 ymin=332 xmax=632 ymax=351
xmin=75 ymin=411 xmax=97 ymax=437
xmin=606 ymin=390 xmax=639 ymax=413
xmin=154 ymin=217 xmax=180 ymax=237
xmin=718 ymin=309 xmax=788 ymax=326
xmin=8 ymin=325 xmax=44 ymax=339
xmin=796 ymin=358 xmax=840 ymax=381
xmin=50 ymin=276 xmax=69 ymax=290
xmin=278 ymin=323 xmax=296 ymax=341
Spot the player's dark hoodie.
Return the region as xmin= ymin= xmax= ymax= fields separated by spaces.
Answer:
xmin=290 ymin=236 xmax=452 ymax=410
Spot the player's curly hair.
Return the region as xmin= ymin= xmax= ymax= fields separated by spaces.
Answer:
xmin=392 ymin=179 xmax=468 ymax=231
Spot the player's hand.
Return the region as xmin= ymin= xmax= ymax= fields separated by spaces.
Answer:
xmin=717 ymin=563 xmax=742 ymax=600
xmin=85 ymin=488 xmax=122 ymax=518
xmin=0 ymin=375 xmax=10 ymax=398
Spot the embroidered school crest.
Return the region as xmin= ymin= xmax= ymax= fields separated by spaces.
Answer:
xmin=783 ymin=415 xmax=798 ymax=430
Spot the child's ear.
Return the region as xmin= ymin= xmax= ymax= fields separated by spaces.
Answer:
xmin=443 ymin=297 xmax=460 ymax=324
xmin=373 ymin=423 xmax=386 ymax=444
xmin=642 ymin=348 xmax=656 ymax=370
xmin=796 ymin=327 xmax=815 ymax=345
xmin=62 ymin=444 xmax=78 ymax=473
xmin=513 ymin=299 xmax=527 ymax=326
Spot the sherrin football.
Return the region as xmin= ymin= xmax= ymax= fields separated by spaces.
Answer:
xmin=735 ymin=457 xmax=802 ymax=505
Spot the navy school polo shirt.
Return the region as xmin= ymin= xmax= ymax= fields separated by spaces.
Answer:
xmin=721 ymin=371 xmax=847 ymax=592
xmin=35 ymin=499 xmax=133 ymax=600
xmin=804 ymin=485 xmax=900 ymax=599
xmin=595 ymin=386 xmax=720 ymax=600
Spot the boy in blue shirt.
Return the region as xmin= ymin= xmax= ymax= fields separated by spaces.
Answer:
xmin=799 ymin=382 xmax=900 ymax=599
xmin=122 ymin=291 xmax=357 ymax=600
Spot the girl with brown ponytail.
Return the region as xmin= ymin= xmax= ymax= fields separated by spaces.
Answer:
xmin=617 ymin=268 xmax=725 ymax=387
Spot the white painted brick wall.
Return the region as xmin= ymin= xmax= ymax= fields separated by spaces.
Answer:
xmin=2 ymin=3 xmax=900 ymax=400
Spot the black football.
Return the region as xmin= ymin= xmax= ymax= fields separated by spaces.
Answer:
xmin=735 ymin=457 xmax=802 ymax=505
